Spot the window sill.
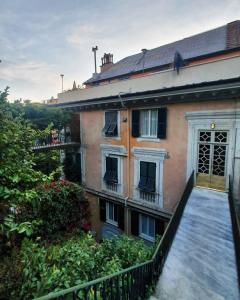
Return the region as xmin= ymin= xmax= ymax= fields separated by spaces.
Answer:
xmin=139 ymin=233 xmax=155 ymax=242
xmin=103 ymin=136 xmax=121 ymax=141
xmin=106 ymin=219 xmax=118 ymax=227
xmin=102 ymin=187 xmax=123 ymax=197
xmin=136 ymin=137 xmax=160 ymax=143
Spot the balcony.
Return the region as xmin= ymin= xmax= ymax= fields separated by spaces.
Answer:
xmin=32 ymin=128 xmax=80 ymax=151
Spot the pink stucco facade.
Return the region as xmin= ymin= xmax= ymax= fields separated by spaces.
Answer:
xmin=79 ymin=99 xmax=236 ymax=212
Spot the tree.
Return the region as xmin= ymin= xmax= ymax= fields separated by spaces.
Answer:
xmin=0 ymin=88 xmax=50 ymax=248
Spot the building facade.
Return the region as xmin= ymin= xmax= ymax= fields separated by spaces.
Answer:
xmin=53 ymin=21 xmax=240 ymax=242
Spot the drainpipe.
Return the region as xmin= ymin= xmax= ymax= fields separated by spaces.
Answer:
xmin=118 ymin=92 xmax=131 ymax=234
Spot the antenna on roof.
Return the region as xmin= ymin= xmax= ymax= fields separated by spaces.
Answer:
xmin=92 ymin=46 xmax=98 ymax=73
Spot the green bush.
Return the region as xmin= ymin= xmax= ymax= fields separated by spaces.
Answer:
xmin=16 ymin=233 xmax=157 ymax=299
xmin=17 ymin=180 xmax=91 ymax=237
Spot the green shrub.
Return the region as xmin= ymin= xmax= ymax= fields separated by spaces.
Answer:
xmin=17 ymin=180 xmax=91 ymax=237
xmin=0 ymin=249 xmax=23 ymax=300
xmin=17 ymin=233 xmax=157 ymax=299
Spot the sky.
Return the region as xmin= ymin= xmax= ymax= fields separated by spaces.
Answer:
xmin=0 ymin=0 xmax=240 ymax=102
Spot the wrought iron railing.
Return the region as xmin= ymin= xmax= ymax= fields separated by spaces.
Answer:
xmin=35 ymin=172 xmax=195 ymax=300
xmin=228 ymin=176 xmax=240 ymax=287
xmin=34 ymin=129 xmax=71 ymax=147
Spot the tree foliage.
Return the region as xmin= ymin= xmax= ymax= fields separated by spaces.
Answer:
xmin=0 ymin=88 xmax=61 ymax=248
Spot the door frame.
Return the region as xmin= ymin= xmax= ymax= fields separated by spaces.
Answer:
xmin=196 ymin=130 xmax=229 ymax=190
xmin=185 ymin=109 xmax=239 ymax=191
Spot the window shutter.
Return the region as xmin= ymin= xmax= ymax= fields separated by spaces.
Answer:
xmin=138 ymin=161 xmax=148 ymax=190
xmin=99 ymin=199 xmax=106 ymax=222
xmin=112 ymin=157 xmax=118 ymax=183
xmin=132 ymin=110 xmax=140 ymax=137
xmin=157 ymin=108 xmax=167 ymax=139
xmin=155 ymin=219 xmax=165 ymax=236
xmin=76 ymin=153 xmax=82 ymax=184
xmin=131 ymin=210 xmax=139 ymax=236
xmin=147 ymin=162 xmax=156 ymax=192
xmin=118 ymin=205 xmax=125 ymax=231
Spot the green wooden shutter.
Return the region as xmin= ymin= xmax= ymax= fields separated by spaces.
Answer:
xmin=155 ymin=218 xmax=165 ymax=236
xmin=118 ymin=205 xmax=125 ymax=231
xmin=131 ymin=210 xmax=139 ymax=236
xmin=132 ymin=110 xmax=140 ymax=137
xmin=157 ymin=108 xmax=167 ymax=139
xmin=99 ymin=199 xmax=106 ymax=222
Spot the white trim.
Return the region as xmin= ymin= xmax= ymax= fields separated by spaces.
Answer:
xmin=140 ymin=108 xmax=158 ymax=138
xmin=101 ymin=144 xmax=126 ymax=195
xmin=100 ymin=144 xmax=127 ymax=156
xmin=103 ymin=110 xmax=121 ymax=139
xmin=132 ymin=147 xmax=167 ymax=207
xmin=106 ymin=202 xmax=118 ymax=226
xmin=186 ymin=109 xmax=240 ymax=120
xmin=185 ymin=109 xmax=240 ymax=190
xmin=139 ymin=213 xmax=155 ymax=242
xmin=137 ymin=137 xmax=161 ymax=143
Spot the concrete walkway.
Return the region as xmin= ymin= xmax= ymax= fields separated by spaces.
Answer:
xmin=151 ymin=188 xmax=239 ymax=300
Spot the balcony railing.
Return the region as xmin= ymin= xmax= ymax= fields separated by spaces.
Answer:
xmin=140 ymin=190 xmax=156 ymax=203
xmin=106 ymin=182 xmax=118 ymax=192
xmin=35 ymin=171 xmax=194 ymax=300
xmin=32 ymin=129 xmax=80 ymax=151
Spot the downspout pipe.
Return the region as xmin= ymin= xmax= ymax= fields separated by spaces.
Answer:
xmin=118 ymin=91 xmax=131 ymax=234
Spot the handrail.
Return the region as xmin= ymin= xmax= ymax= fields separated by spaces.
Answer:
xmin=35 ymin=171 xmax=195 ymax=300
xmin=228 ymin=176 xmax=240 ymax=287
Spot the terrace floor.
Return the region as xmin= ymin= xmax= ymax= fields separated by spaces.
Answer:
xmin=151 ymin=187 xmax=239 ymax=300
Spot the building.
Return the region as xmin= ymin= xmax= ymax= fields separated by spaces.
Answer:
xmin=52 ymin=20 xmax=240 ymax=242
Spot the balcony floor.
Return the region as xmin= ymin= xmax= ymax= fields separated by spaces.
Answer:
xmin=151 ymin=188 xmax=239 ymax=300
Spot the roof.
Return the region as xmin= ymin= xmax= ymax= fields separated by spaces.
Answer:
xmin=85 ymin=21 xmax=240 ymax=84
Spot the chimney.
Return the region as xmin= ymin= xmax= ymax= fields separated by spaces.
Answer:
xmin=226 ymin=20 xmax=240 ymax=49
xmin=100 ymin=53 xmax=113 ymax=72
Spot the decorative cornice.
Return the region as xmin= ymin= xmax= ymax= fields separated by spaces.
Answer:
xmin=132 ymin=147 xmax=167 ymax=158
xmin=185 ymin=109 xmax=240 ymax=120
xmin=100 ymin=144 xmax=127 ymax=156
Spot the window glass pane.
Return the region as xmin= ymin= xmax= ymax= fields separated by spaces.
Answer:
xmin=141 ymin=215 xmax=148 ymax=235
xmin=105 ymin=111 xmax=117 ymax=125
xmin=108 ymin=203 xmax=114 ymax=220
xmin=148 ymin=217 xmax=155 ymax=237
xmin=150 ymin=110 xmax=157 ymax=136
xmin=140 ymin=110 xmax=149 ymax=136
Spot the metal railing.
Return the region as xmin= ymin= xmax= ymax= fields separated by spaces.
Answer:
xmin=35 ymin=171 xmax=195 ymax=300
xmin=34 ymin=129 xmax=71 ymax=147
xmin=228 ymin=176 xmax=240 ymax=287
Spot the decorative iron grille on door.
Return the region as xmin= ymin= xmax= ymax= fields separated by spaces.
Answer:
xmin=196 ymin=130 xmax=228 ymax=191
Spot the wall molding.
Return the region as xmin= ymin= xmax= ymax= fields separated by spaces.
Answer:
xmin=100 ymin=144 xmax=127 ymax=156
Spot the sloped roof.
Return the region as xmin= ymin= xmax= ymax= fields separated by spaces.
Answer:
xmin=85 ymin=21 xmax=240 ymax=84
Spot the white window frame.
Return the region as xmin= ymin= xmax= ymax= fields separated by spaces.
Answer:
xmin=140 ymin=109 xmax=158 ymax=138
xmin=133 ymin=147 xmax=167 ymax=208
xmin=139 ymin=214 xmax=155 ymax=242
xmin=100 ymin=144 xmax=127 ymax=195
xmin=106 ymin=202 xmax=118 ymax=226
xmin=103 ymin=110 xmax=120 ymax=139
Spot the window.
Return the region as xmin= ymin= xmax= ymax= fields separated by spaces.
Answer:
xmin=106 ymin=202 xmax=118 ymax=226
xmin=104 ymin=156 xmax=118 ymax=183
xmin=103 ymin=111 xmax=118 ymax=137
xmin=138 ymin=161 xmax=156 ymax=193
xmin=140 ymin=109 xmax=158 ymax=138
xmin=101 ymin=144 xmax=125 ymax=195
xmin=99 ymin=199 xmax=125 ymax=230
xmin=139 ymin=214 xmax=155 ymax=242
xmin=131 ymin=108 xmax=167 ymax=139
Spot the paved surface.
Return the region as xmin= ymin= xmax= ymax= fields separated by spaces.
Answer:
xmin=151 ymin=188 xmax=239 ymax=300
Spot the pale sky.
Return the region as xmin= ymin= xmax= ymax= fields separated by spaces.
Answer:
xmin=0 ymin=0 xmax=239 ymax=102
